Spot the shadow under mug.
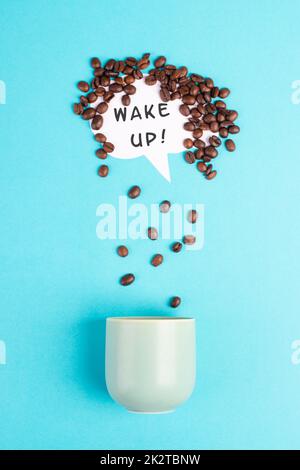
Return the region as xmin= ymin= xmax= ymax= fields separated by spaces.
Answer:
xmin=105 ymin=316 xmax=196 ymax=413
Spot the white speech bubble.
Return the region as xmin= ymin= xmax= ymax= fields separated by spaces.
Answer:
xmin=90 ymin=78 xmax=212 ymax=182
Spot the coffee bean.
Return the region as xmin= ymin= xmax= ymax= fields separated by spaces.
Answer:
xmin=215 ymin=100 xmax=226 ymax=109
xmin=95 ymin=87 xmax=105 ymax=97
xmin=209 ymin=135 xmax=221 ymax=147
xmin=219 ymin=87 xmax=230 ymax=98
xmin=225 ymin=139 xmax=236 ymax=151
xmin=194 ymin=139 xmax=205 ymax=149
xmin=80 ymin=95 xmax=89 ymax=107
xmin=96 ymin=148 xmax=107 ymax=159
xmin=103 ymin=142 xmax=115 ymax=153
xmin=128 ymin=185 xmax=141 ymax=199
xmin=182 ymin=95 xmax=196 ymax=105
xmin=183 ymin=235 xmax=196 ymax=245
xmin=122 ymin=94 xmax=131 ymax=106
xmin=179 ymin=104 xmax=190 ymax=116
xmin=98 ymin=165 xmax=109 ymax=177
xmin=185 ymin=151 xmax=195 ymax=164
xmin=183 ymin=138 xmax=194 ymax=149
xmin=192 ymin=128 xmax=203 ymax=139
xmin=124 ymin=75 xmax=135 ymax=85
xmin=227 ymin=110 xmax=238 ymax=121
xmin=96 ymin=102 xmax=108 ymax=114
xmin=171 ymin=242 xmax=182 ymax=253
xmin=105 ymin=59 xmax=116 ymax=71
xmin=125 ymin=57 xmax=137 ymax=66
xmin=77 ymin=81 xmax=89 ymax=92
xmin=171 ymin=91 xmax=181 ymax=100
xmin=103 ymin=91 xmax=114 ymax=103
xmin=147 ymin=227 xmax=158 ymax=240
xmin=188 ymin=210 xmax=198 ymax=223
xmin=95 ymin=133 xmax=106 ymax=143
xmin=228 ymin=125 xmax=240 ymax=134
xmin=211 ymin=86 xmax=219 ymax=98
xmin=117 ymin=245 xmax=128 ymax=257
xmin=73 ymin=103 xmax=83 ymax=115
xmin=210 ymin=122 xmax=219 ymax=132
xmin=195 ymin=148 xmax=204 ymax=160
xmin=94 ymin=67 xmax=105 ymax=77
xmin=205 ymin=78 xmax=214 ymax=89
xmin=170 ymin=296 xmax=181 ymax=308
xmin=159 ymin=200 xmax=171 ymax=213
xmin=204 ymin=113 xmax=216 ymax=124
xmin=91 ymin=115 xmax=103 ymax=130
xmin=219 ymin=127 xmax=229 ymax=138
xmin=206 ymin=170 xmax=217 ymax=180
xmin=82 ymin=107 xmax=96 ymax=120
xmin=123 ymin=84 xmax=136 ymax=95
xmin=120 ymin=273 xmax=135 ymax=286
xmin=109 ymin=83 xmax=123 ymax=93
xmin=145 ymin=75 xmax=157 ymax=86
xmin=91 ymin=57 xmax=101 ymax=69
xmin=197 ymin=162 xmax=207 ymax=173
xmin=160 ymin=87 xmax=171 ymax=102
xmin=87 ymin=92 xmax=97 ymax=103
xmin=151 ymin=254 xmax=163 ymax=267
xmin=154 ymin=56 xmax=166 ymax=68
xmin=205 ymin=146 xmax=218 ymax=158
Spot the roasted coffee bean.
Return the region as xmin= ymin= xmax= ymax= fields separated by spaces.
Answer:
xmin=202 ymin=155 xmax=211 ymax=163
xmin=179 ymin=104 xmax=190 ymax=116
xmin=206 ymin=170 xmax=217 ymax=180
xmin=194 ymin=139 xmax=205 ymax=149
xmin=91 ymin=78 xmax=100 ymax=90
xmin=122 ymin=94 xmax=131 ymax=106
xmin=225 ymin=139 xmax=236 ymax=151
xmin=219 ymin=127 xmax=229 ymax=138
xmin=221 ymin=120 xmax=233 ymax=127
xmin=73 ymin=103 xmax=83 ymax=115
xmin=80 ymin=95 xmax=89 ymax=107
xmin=95 ymin=133 xmax=106 ymax=143
xmin=199 ymin=122 xmax=210 ymax=130
xmin=197 ymin=162 xmax=207 ymax=173
xmin=137 ymin=59 xmax=150 ymax=70
xmin=192 ymin=128 xmax=203 ymax=139
xmin=171 ymin=91 xmax=181 ymax=100
xmin=217 ymin=112 xmax=226 ymax=123
xmin=123 ymin=84 xmax=136 ymax=95
xmin=188 ymin=210 xmax=198 ymax=223
xmin=103 ymin=142 xmax=115 ymax=153
xmin=183 ymin=234 xmax=196 ymax=245
xmin=154 ymin=56 xmax=166 ymax=68
xmin=205 ymin=146 xmax=218 ymax=158
xmin=159 ymin=200 xmax=171 ymax=213
xmin=77 ymin=81 xmax=89 ymax=92
xmin=98 ymin=164 xmax=109 ymax=177
xmin=147 ymin=227 xmax=158 ymax=240
xmin=151 ymin=254 xmax=163 ymax=267
xmin=182 ymin=95 xmax=196 ymax=105
xmin=227 ymin=110 xmax=238 ymax=121
xmin=206 ymin=164 xmax=213 ymax=175
xmin=209 ymin=135 xmax=221 ymax=147
xmin=203 ymin=92 xmax=211 ymax=103
xmin=228 ymin=125 xmax=240 ymax=134
xmin=123 ymin=65 xmax=134 ymax=75
xmin=219 ymin=87 xmax=230 ymax=98
xmin=91 ymin=57 xmax=101 ymax=69
xmin=211 ymin=86 xmax=219 ymax=98
xmin=145 ymin=75 xmax=157 ymax=86
xmin=183 ymin=138 xmax=194 ymax=149
xmin=100 ymin=76 xmax=110 ymax=87
xmin=191 ymin=73 xmax=204 ymax=83
xmin=96 ymin=148 xmax=107 ymax=159
xmin=124 ymin=75 xmax=135 ymax=85
xmin=185 ymin=151 xmax=195 ymax=164
xmin=215 ymin=100 xmax=226 ymax=109
xmin=95 ymin=86 xmax=105 ymax=97
xmin=96 ymin=102 xmax=108 ymax=114
xmin=134 ymin=69 xmax=144 ymax=80
xmin=184 ymin=122 xmax=195 ymax=131
xmin=210 ymin=122 xmax=219 ymax=132
xmin=171 ymin=242 xmax=182 ymax=253
xmin=82 ymin=107 xmax=96 ymax=120
xmin=117 ymin=245 xmax=128 ymax=257
xmin=179 ymin=85 xmax=190 ymax=96
xmin=195 ymin=148 xmax=204 ymax=160
xmin=204 ymin=113 xmax=216 ymax=124
xmin=103 ymin=91 xmax=114 ymax=102
xmin=109 ymin=83 xmax=123 ymax=93
xmin=160 ymin=87 xmax=171 ymax=102
xmin=128 ymin=185 xmax=141 ymax=199
xmin=87 ymin=92 xmax=97 ymax=103
xmin=120 ymin=273 xmax=135 ymax=286
xmin=170 ymin=296 xmax=181 ymax=308
xmin=125 ymin=57 xmax=137 ymax=66
xmin=205 ymin=78 xmax=214 ymax=89
xmin=91 ymin=115 xmax=103 ymax=130
xmin=191 ymin=108 xmax=201 ymax=119
xmin=105 ymin=59 xmax=116 ymax=71
xmin=94 ymin=67 xmax=105 ymax=77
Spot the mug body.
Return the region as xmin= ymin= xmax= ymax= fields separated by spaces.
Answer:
xmin=105 ymin=317 xmax=196 ymax=413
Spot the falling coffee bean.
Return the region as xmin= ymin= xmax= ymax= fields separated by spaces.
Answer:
xmin=171 ymin=242 xmax=183 ymax=253
xmin=170 ymin=296 xmax=181 ymax=308
xmin=98 ymin=165 xmax=109 ymax=177
xmin=151 ymin=254 xmax=163 ymax=267
xmin=188 ymin=210 xmax=198 ymax=223
xmin=117 ymin=245 xmax=129 ymax=257
xmin=128 ymin=185 xmax=141 ymax=199
xmin=120 ymin=273 xmax=135 ymax=286
xmin=183 ymin=235 xmax=196 ymax=245
xmin=159 ymin=200 xmax=171 ymax=213
xmin=148 ymin=227 xmax=158 ymax=240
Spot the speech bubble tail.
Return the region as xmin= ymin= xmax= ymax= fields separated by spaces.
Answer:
xmin=145 ymin=152 xmax=171 ymax=182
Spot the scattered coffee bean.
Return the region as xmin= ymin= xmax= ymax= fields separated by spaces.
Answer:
xmin=185 ymin=151 xmax=195 ymax=164
xmin=122 ymin=94 xmax=131 ymax=106
xmin=197 ymin=162 xmax=207 ymax=173
xmin=151 ymin=254 xmax=163 ymax=267
xmin=91 ymin=57 xmax=101 ymax=69
xmin=159 ymin=200 xmax=171 ymax=213
xmin=95 ymin=133 xmax=106 ymax=143
xmin=103 ymin=142 xmax=115 ymax=153
xmin=179 ymin=104 xmax=190 ymax=116
xmin=171 ymin=242 xmax=182 ymax=253
xmin=96 ymin=102 xmax=108 ymax=114
xmin=154 ymin=56 xmax=167 ymax=68
xmin=82 ymin=108 xmax=96 ymax=120
xmin=73 ymin=103 xmax=83 ymax=115
xmin=123 ymin=84 xmax=136 ymax=95
xmin=87 ymin=92 xmax=97 ymax=103
xmin=77 ymin=81 xmax=89 ymax=92
xmin=98 ymin=165 xmax=109 ymax=177
xmin=91 ymin=115 xmax=103 ymax=130
xmin=128 ymin=185 xmax=141 ymax=199
xmin=209 ymin=135 xmax=221 ymax=147
xmin=188 ymin=210 xmax=198 ymax=223
xmin=147 ymin=227 xmax=158 ymax=240
xmin=120 ymin=273 xmax=135 ymax=286
xmin=228 ymin=125 xmax=240 ymax=134
xmin=225 ymin=139 xmax=236 ymax=152
xmin=206 ymin=170 xmax=217 ymax=180
xmin=219 ymin=87 xmax=230 ymax=98
xmin=170 ymin=296 xmax=181 ymax=308
xmin=183 ymin=235 xmax=196 ymax=245
xmin=117 ymin=245 xmax=128 ymax=257
xmin=145 ymin=75 xmax=157 ymax=86
xmin=183 ymin=138 xmax=194 ymax=149
xmin=96 ymin=148 xmax=107 ymax=159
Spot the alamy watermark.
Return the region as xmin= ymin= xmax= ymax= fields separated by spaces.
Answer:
xmin=291 ymin=339 xmax=300 ymax=366
xmin=96 ymin=197 xmax=205 ymax=250
xmin=0 ymin=80 xmax=6 ymax=105
xmin=0 ymin=340 xmax=6 ymax=365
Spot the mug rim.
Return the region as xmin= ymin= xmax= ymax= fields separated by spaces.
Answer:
xmin=106 ymin=316 xmax=194 ymax=322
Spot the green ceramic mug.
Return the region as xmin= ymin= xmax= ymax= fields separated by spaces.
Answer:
xmin=105 ymin=316 xmax=196 ymax=413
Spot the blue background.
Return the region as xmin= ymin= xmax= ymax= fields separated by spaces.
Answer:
xmin=0 ymin=0 xmax=300 ymax=450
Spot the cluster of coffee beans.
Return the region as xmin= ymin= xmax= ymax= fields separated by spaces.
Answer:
xmin=116 ymin=186 xmax=200 ymax=308
xmin=73 ymin=53 xmax=239 ymax=180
